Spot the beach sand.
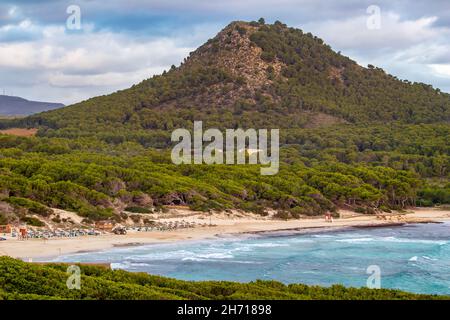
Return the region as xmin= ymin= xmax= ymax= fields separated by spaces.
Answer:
xmin=1 ymin=208 xmax=449 ymax=260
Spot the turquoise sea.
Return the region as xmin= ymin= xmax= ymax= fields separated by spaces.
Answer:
xmin=45 ymin=221 xmax=450 ymax=295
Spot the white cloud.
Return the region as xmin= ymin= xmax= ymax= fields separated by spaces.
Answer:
xmin=47 ymin=68 xmax=165 ymax=88
xmin=1 ymin=1 xmax=450 ymax=104
xmin=301 ymin=11 xmax=450 ymax=92
xmin=0 ymin=21 xmax=195 ymax=104
xmin=305 ymin=13 xmax=443 ymax=51
xmin=429 ymin=64 xmax=450 ymax=78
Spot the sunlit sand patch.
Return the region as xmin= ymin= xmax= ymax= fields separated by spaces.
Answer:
xmin=0 ymin=128 xmax=38 ymax=137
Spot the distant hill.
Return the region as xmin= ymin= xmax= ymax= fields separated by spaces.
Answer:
xmin=0 ymin=95 xmax=64 ymax=116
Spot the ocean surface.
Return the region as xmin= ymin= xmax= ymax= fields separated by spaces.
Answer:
xmin=45 ymin=221 xmax=450 ymax=295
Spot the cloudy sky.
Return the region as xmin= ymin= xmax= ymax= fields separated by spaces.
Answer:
xmin=1 ymin=0 xmax=450 ymax=105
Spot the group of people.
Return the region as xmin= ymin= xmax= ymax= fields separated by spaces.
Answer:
xmin=128 ymin=220 xmax=203 ymax=232
xmin=15 ymin=228 xmax=101 ymax=240
xmin=324 ymin=212 xmax=334 ymax=223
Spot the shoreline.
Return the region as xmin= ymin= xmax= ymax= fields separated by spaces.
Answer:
xmin=1 ymin=208 xmax=450 ymax=261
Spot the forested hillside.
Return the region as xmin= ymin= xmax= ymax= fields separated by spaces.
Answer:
xmin=0 ymin=20 xmax=449 ymax=224
xmin=4 ymin=20 xmax=449 ymax=144
xmin=0 ymin=257 xmax=446 ymax=300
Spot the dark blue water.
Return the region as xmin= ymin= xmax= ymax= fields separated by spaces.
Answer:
xmin=47 ymin=222 xmax=450 ymax=295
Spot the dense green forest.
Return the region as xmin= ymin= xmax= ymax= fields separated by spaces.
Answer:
xmin=0 ymin=20 xmax=449 ymax=223
xmin=0 ymin=257 xmax=446 ymax=300
xmin=0 ymin=128 xmax=447 ymax=223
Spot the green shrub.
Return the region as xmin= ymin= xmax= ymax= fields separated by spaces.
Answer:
xmin=0 ymin=257 xmax=446 ymax=300
xmin=124 ymin=206 xmax=152 ymax=214
xmin=5 ymin=197 xmax=52 ymax=216
xmin=20 ymin=216 xmax=45 ymax=227
xmin=0 ymin=212 xmax=8 ymax=225
xmin=354 ymin=207 xmax=366 ymax=213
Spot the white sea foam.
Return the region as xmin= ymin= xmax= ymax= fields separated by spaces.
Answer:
xmin=181 ymin=257 xmax=255 ymax=264
xmin=111 ymin=262 xmax=126 ymax=269
xmin=422 ymin=256 xmax=438 ymax=261
xmin=313 ymin=234 xmax=335 ymax=238
xmin=286 ymin=239 xmax=314 ymax=244
xmin=126 ymin=250 xmax=203 ymax=261
xmin=243 ymin=242 xmax=289 ymax=248
xmin=379 ymin=237 xmax=447 ymax=245
xmin=196 ymin=252 xmax=234 ymax=259
xmin=336 ymin=236 xmax=447 ymax=245
xmin=181 ymin=257 xmax=207 ymax=262
xmin=336 ymin=237 xmax=375 ymax=243
xmin=111 ymin=261 xmax=152 ymax=268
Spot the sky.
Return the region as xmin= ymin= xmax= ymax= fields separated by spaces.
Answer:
xmin=0 ymin=0 xmax=450 ymax=105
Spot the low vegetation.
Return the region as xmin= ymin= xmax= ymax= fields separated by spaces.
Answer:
xmin=0 ymin=257 xmax=446 ymax=300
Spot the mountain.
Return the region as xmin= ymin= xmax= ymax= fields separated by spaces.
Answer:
xmin=11 ymin=20 xmax=450 ymax=146
xmin=0 ymin=95 xmax=64 ymax=116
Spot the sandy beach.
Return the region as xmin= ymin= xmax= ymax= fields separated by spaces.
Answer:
xmin=1 ymin=207 xmax=449 ymax=260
